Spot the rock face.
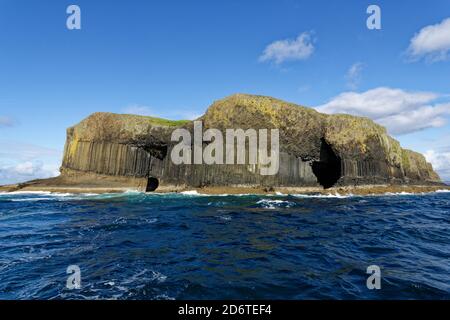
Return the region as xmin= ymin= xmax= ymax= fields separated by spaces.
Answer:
xmin=59 ymin=94 xmax=441 ymax=191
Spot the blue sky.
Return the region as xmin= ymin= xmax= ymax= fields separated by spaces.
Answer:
xmin=1 ymin=0 xmax=450 ymax=184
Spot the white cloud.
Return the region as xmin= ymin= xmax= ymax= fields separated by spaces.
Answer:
xmin=259 ymin=32 xmax=315 ymax=64
xmin=407 ymin=17 xmax=450 ymax=62
xmin=14 ymin=162 xmax=37 ymax=175
xmin=316 ymin=87 xmax=450 ymax=135
xmin=123 ymin=104 xmax=201 ymax=120
xmin=424 ymin=150 xmax=450 ymax=182
xmin=345 ymin=62 xmax=364 ymax=90
xmin=0 ymin=161 xmax=60 ymax=185
xmin=0 ymin=141 xmax=61 ymax=162
xmin=0 ymin=116 xmax=15 ymax=128
xmin=0 ymin=141 xmax=62 ymax=185
xmin=379 ymin=104 xmax=450 ymax=134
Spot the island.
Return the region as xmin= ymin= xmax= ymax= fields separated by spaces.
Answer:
xmin=1 ymin=94 xmax=447 ymax=195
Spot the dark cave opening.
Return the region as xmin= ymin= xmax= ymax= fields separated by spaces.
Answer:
xmin=312 ymin=139 xmax=342 ymax=189
xmin=146 ymin=177 xmax=159 ymax=192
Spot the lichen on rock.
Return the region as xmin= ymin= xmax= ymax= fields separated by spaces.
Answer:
xmin=18 ymin=94 xmax=443 ymax=192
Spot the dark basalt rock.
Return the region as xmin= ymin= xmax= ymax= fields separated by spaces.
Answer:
xmin=312 ymin=139 xmax=342 ymax=188
xmin=54 ymin=94 xmax=442 ymax=191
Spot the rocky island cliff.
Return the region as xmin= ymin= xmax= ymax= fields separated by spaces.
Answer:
xmin=2 ymin=94 xmax=444 ymax=194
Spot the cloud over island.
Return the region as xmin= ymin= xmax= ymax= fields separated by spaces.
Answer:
xmin=259 ymin=31 xmax=315 ymax=64
xmin=407 ymin=17 xmax=450 ymax=62
xmin=316 ymin=87 xmax=450 ymax=135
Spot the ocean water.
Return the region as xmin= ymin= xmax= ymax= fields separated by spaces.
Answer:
xmin=0 ymin=190 xmax=449 ymax=300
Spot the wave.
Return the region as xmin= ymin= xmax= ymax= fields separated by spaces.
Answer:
xmin=292 ymin=193 xmax=353 ymax=199
xmin=11 ymin=197 xmax=56 ymax=202
xmin=180 ymin=190 xmax=201 ymax=196
xmin=257 ymin=199 xmax=295 ymax=209
xmin=384 ymin=191 xmax=417 ymax=196
xmin=0 ymin=191 xmax=54 ymax=196
xmin=2 ymin=187 xmax=449 ymax=202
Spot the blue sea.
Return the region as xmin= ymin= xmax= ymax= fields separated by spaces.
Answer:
xmin=0 ymin=190 xmax=449 ymax=300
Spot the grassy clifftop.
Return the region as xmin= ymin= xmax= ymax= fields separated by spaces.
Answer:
xmin=67 ymin=112 xmax=189 ymax=142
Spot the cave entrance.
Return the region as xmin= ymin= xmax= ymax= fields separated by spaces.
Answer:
xmin=312 ymin=139 xmax=341 ymax=189
xmin=146 ymin=177 xmax=159 ymax=192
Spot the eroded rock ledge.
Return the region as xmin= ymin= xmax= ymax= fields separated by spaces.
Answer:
xmin=3 ymin=94 xmax=444 ymax=193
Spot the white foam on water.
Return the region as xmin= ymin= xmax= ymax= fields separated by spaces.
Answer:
xmin=178 ymin=190 xmax=230 ymax=197
xmin=120 ymin=269 xmax=168 ymax=288
xmin=46 ymin=193 xmax=75 ymax=197
xmin=292 ymin=193 xmax=353 ymax=199
xmin=11 ymin=197 xmax=55 ymax=202
xmin=154 ymin=294 xmax=176 ymax=300
xmin=0 ymin=191 xmax=53 ymax=196
xmin=0 ymin=191 xmax=91 ymax=200
xmin=257 ymin=199 xmax=295 ymax=209
xmin=180 ymin=190 xmax=200 ymax=195
xmin=123 ymin=189 xmax=143 ymax=195
xmin=384 ymin=191 xmax=417 ymax=196
xmin=436 ymin=189 xmax=450 ymax=193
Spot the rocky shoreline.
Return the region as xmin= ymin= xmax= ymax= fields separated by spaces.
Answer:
xmin=1 ymin=183 xmax=448 ymax=196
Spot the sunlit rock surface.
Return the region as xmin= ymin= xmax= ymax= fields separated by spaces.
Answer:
xmin=12 ymin=94 xmax=444 ymax=192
